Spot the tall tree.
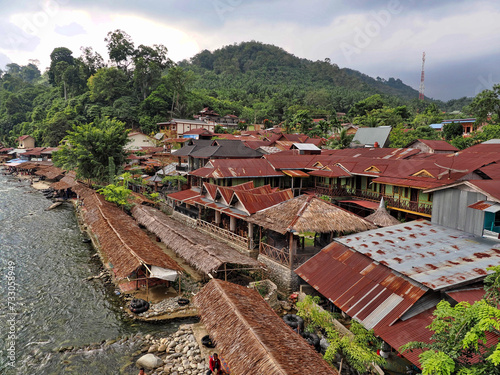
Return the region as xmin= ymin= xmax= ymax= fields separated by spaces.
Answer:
xmin=79 ymin=46 xmax=106 ymax=78
xmin=469 ymin=84 xmax=500 ymax=125
xmin=53 ymin=117 xmax=129 ymax=183
xmin=133 ymin=44 xmax=171 ymax=100
xmin=48 ymin=47 xmax=75 ymax=85
xmin=105 ymin=29 xmax=135 ymax=72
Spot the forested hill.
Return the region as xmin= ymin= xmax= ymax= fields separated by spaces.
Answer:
xmin=180 ymin=41 xmax=427 ymax=111
xmin=0 ymin=34 xmax=473 ymax=148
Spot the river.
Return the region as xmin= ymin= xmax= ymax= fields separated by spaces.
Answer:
xmin=0 ymin=173 xmax=193 ymax=374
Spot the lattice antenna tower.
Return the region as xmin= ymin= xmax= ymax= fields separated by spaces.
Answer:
xmin=419 ymin=52 xmax=426 ymax=100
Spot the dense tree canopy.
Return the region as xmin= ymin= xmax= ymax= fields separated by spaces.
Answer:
xmin=53 ymin=117 xmax=129 ymax=183
xmin=0 ymin=37 xmax=494 ymax=150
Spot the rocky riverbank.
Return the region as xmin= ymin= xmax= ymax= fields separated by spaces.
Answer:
xmin=56 ymin=323 xmax=209 ymax=375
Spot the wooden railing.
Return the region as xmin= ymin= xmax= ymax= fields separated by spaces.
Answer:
xmin=314 ymin=187 xmax=433 ymax=215
xmin=197 ymin=219 xmax=249 ymax=248
xmin=260 ymin=243 xmax=290 ymax=267
xmin=259 ymin=243 xmax=316 ymax=268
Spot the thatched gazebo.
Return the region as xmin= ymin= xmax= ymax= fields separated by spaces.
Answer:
xmin=247 ymin=194 xmax=375 ymax=268
xmin=365 ymin=198 xmax=400 ymax=227
xmin=194 ymin=279 xmax=338 ymax=375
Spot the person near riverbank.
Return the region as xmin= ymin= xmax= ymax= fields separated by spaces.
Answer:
xmin=138 ymin=368 xmax=146 ymax=375
xmin=206 ymin=353 xmax=224 ymax=375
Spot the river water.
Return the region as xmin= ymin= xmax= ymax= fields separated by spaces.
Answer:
xmin=0 ymin=173 xmax=192 ymax=374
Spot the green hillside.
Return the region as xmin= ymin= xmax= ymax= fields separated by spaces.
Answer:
xmin=179 ymin=41 xmax=442 ymax=113
xmin=0 ymin=35 xmax=475 ymax=147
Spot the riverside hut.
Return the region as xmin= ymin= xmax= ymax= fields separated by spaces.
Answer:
xmin=80 ymin=189 xmax=183 ymax=292
xmin=194 ymin=279 xmax=338 ymax=375
xmin=131 ymin=204 xmax=262 ymax=279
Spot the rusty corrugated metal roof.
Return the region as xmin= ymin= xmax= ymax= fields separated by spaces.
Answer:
xmin=167 ymin=189 xmax=201 ymax=202
xmin=295 ymin=242 xmax=426 ymax=331
xmin=283 ymin=170 xmax=309 ymax=178
xmin=468 ymin=200 xmax=496 ymax=211
xmin=446 ymin=288 xmax=485 ymax=304
xmin=372 ymin=176 xmax=446 ymax=189
xmin=190 ymin=159 xmax=283 ymax=179
xmin=336 ymin=220 xmax=500 ymax=290
xmin=340 ymin=200 xmax=380 ymax=210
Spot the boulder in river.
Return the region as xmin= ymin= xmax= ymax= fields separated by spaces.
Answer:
xmin=136 ymin=353 xmax=163 ymax=369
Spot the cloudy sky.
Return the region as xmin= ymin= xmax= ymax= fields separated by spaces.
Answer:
xmin=1 ymin=0 xmax=499 ymax=100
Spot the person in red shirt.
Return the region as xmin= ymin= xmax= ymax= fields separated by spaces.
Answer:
xmin=206 ymin=353 xmax=223 ymax=375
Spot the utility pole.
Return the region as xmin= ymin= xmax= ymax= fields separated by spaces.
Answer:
xmin=419 ymin=52 xmax=426 ymax=101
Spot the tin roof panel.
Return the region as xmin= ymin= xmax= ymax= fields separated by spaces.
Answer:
xmin=336 ymin=220 xmax=500 ymax=290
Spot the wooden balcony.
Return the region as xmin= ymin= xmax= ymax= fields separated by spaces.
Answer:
xmin=315 ymin=187 xmax=433 ymax=216
xmin=197 ymin=219 xmax=251 ymax=249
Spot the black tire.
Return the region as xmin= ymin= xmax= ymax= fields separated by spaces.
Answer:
xmin=131 ymin=302 xmax=149 ymax=314
xmin=201 ymin=335 xmax=215 ymax=348
xmin=130 ymin=298 xmax=147 ymax=309
xmin=177 ymin=298 xmax=189 ymax=306
xmin=302 ymin=332 xmax=320 ymax=352
xmin=283 ymin=314 xmax=304 ymax=331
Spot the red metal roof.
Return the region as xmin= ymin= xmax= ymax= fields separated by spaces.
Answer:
xmin=340 ymin=200 xmax=380 ymax=210
xmin=446 ymin=288 xmax=485 ymax=304
xmin=468 ymin=200 xmax=496 ymax=210
xmin=190 ymin=159 xmax=283 ymax=179
xmin=373 ymin=176 xmax=446 ymax=190
xmin=469 ymin=180 xmax=500 ymax=201
xmin=308 ymin=168 xmax=351 ymax=178
xmin=21 ymin=147 xmax=48 ymax=156
xmin=283 ymin=170 xmax=309 ymax=178
xmin=414 ymin=139 xmax=459 ymax=151
xmin=234 ymin=189 xmax=293 ymax=214
xmin=167 ymin=189 xmax=201 ymax=202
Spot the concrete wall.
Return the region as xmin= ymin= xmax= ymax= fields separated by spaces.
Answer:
xmin=258 ymin=254 xmax=300 ymax=294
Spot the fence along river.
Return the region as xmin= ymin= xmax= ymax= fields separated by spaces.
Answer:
xmin=0 ymin=174 xmax=188 ymax=374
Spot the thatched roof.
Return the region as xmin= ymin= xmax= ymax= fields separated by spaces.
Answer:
xmin=194 ymin=279 xmax=338 ymax=375
xmin=365 ymin=198 xmax=401 ymax=227
xmin=51 ymin=172 xmax=77 ymax=190
xmin=81 ymin=191 xmax=183 ymax=279
xmin=131 ymin=205 xmax=261 ymax=275
xmin=247 ymin=194 xmax=376 ymax=234
xmin=35 ymin=165 xmax=64 ymax=180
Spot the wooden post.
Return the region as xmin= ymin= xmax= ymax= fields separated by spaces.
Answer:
xmin=289 ymin=232 xmax=294 ymax=269
xmin=178 ymin=273 xmax=181 ymax=295
xmin=224 ymin=263 xmax=227 ymax=281
xmin=146 ymin=269 xmax=149 ymax=302
xmin=230 ymin=216 xmax=236 ymax=232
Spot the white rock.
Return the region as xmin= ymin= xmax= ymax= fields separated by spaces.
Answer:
xmin=136 ymin=353 xmax=164 ymax=369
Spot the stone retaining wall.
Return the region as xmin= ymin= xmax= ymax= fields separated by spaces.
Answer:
xmin=258 ymin=254 xmax=300 ymax=294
